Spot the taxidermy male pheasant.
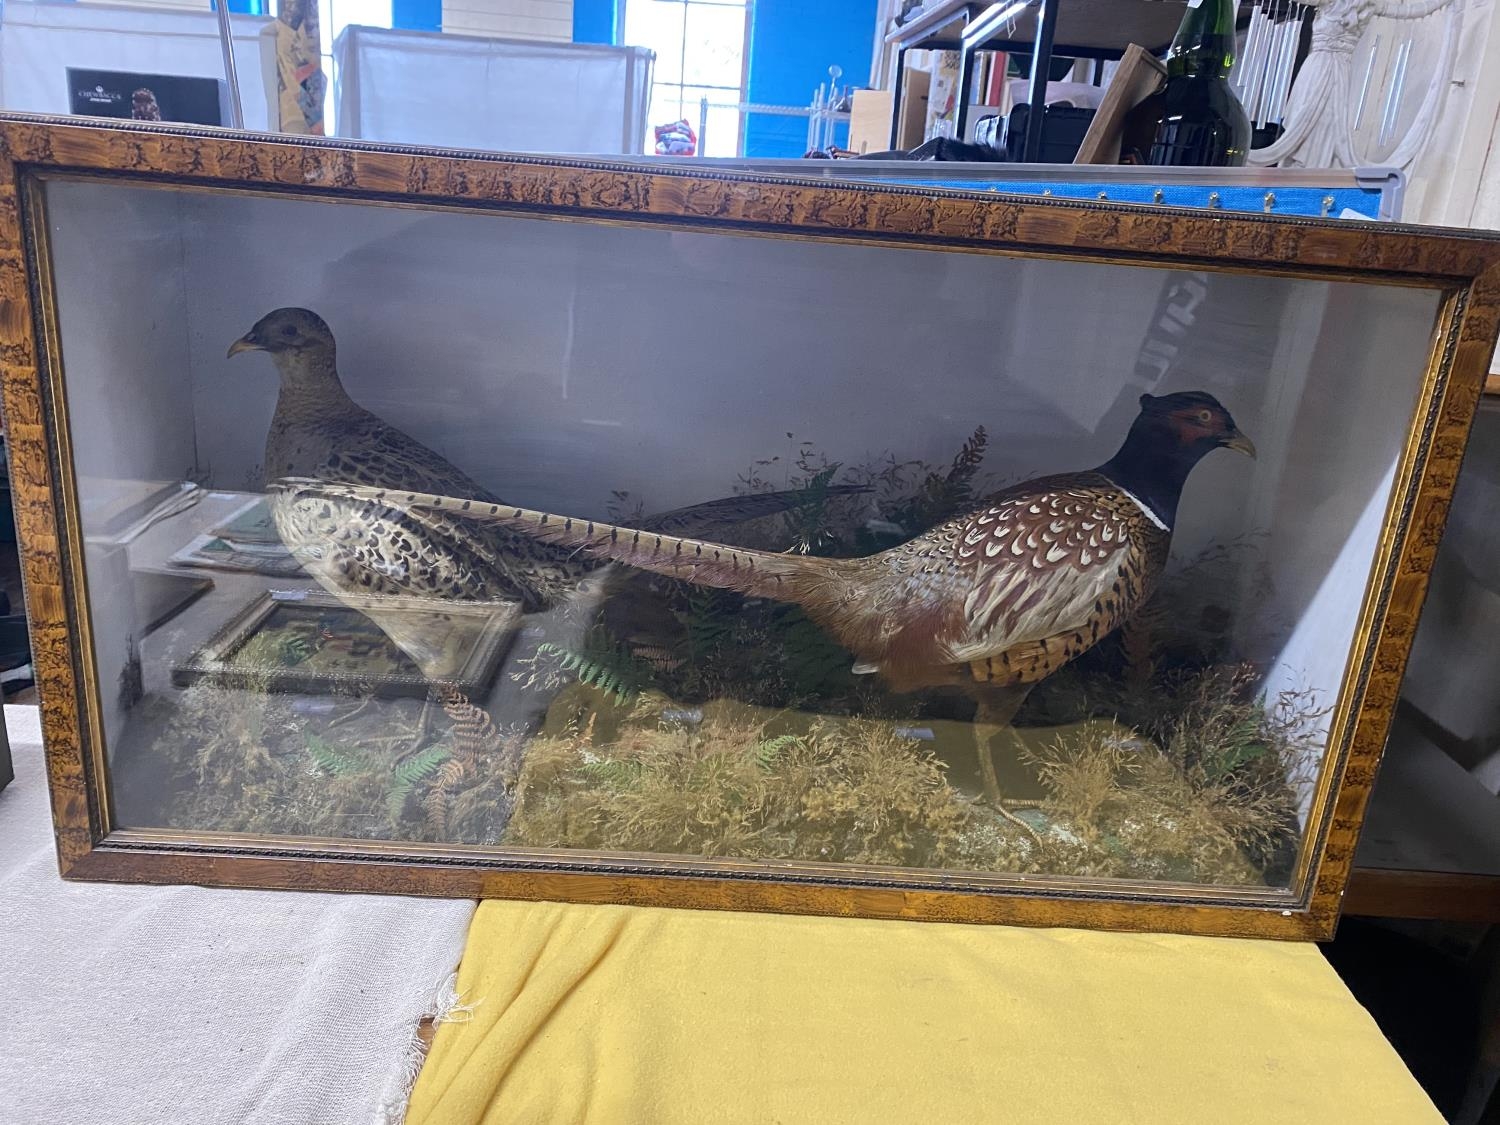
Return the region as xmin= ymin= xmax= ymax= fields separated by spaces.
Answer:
xmin=229 ymin=308 xmax=854 ymax=692
xmin=278 ymin=391 xmax=1254 ymax=836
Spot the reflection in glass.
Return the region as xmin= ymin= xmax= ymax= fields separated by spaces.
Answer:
xmin=46 ymin=178 xmax=1441 ymax=891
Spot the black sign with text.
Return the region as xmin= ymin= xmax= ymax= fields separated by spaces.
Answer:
xmin=67 ymin=69 xmax=224 ymax=126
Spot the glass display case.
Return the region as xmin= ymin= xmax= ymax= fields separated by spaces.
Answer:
xmin=4 ymin=115 xmax=1498 ymax=939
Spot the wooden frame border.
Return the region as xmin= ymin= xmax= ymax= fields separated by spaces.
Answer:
xmin=3 ymin=114 xmax=1499 ymax=940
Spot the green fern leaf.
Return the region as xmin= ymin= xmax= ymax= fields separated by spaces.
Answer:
xmin=536 ymin=641 xmax=646 ymax=703
xmin=676 ymin=588 xmax=735 ymax=656
xmin=755 ymin=735 xmax=802 ymax=770
xmin=305 ymin=734 xmax=370 ymax=776
xmin=768 ymin=607 xmax=853 ymax=695
xmin=386 ymin=745 xmax=452 ymax=819
xmin=393 ymin=745 xmax=451 ymax=788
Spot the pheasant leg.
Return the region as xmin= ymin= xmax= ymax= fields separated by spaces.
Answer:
xmin=973 ymin=685 xmax=1044 ymax=846
xmin=327 ymin=696 xmax=376 ymax=730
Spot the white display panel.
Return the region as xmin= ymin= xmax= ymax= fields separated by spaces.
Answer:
xmin=333 ymin=25 xmax=653 ymax=152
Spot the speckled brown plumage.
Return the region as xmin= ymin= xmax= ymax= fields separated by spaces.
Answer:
xmin=232 ymin=309 xmax=564 ymax=621
xmin=280 ymin=470 xmax=1169 ymax=691
xmin=229 ymin=308 xmax=867 ymax=666
xmin=276 ymin=391 xmax=1254 ymax=829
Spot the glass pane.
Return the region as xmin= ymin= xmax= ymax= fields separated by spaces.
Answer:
xmin=699 ymin=104 xmax=742 ymax=157
xmin=624 ymin=0 xmax=685 ymax=85
xmin=682 ymin=1 xmax=745 ymax=87
xmin=43 ymin=175 xmax=1446 ymax=897
xmin=670 ymin=84 xmax=741 ymax=155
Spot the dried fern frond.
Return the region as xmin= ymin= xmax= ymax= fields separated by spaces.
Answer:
xmin=577 ymin=757 xmax=646 ymax=786
xmin=423 ymin=756 xmax=471 ymax=836
xmin=437 ymin=686 xmax=499 ymax=764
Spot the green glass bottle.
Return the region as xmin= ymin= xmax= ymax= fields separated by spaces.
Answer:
xmin=1120 ymin=0 xmax=1251 ymax=167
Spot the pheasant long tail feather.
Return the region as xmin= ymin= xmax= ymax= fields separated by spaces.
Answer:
xmin=272 ymin=478 xmax=854 ymax=605
xmin=640 ymin=484 xmax=869 ymax=534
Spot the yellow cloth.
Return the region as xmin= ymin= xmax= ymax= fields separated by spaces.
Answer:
xmin=407 ymin=900 xmax=1441 ymax=1125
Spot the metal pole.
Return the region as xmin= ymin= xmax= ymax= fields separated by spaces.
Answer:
xmin=826 ymin=65 xmax=843 ymax=150
xmin=1378 ymin=38 xmax=1412 ymax=146
xmin=1235 ymin=4 xmax=1265 ymax=102
xmin=1267 ymin=4 xmax=1301 ymax=126
xmin=1353 ymin=34 xmax=1382 ymax=131
xmin=954 ymin=42 xmax=976 ymax=140
xmin=889 ymin=49 xmax=907 ymax=148
xmin=1022 ymin=0 xmax=1057 ymax=161
xmin=214 ymin=0 xmax=245 ymax=129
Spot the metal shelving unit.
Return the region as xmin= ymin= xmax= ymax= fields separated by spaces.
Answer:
xmin=883 ymin=0 xmax=1188 ymax=160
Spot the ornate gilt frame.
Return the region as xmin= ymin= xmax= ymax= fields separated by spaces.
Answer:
xmin=3 ymin=114 xmax=1498 ymax=940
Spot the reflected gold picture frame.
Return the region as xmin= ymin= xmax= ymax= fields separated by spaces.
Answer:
xmin=169 ymin=590 xmax=518 ymax=700
xmin=3 ymin=114 xmax=1499 ymax=940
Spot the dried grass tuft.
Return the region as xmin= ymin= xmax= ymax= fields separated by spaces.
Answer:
xmin=502 ymin=700 xmax=1015 ymax=869
xmin=1018 ymin=664 xmax=1321 ymax=883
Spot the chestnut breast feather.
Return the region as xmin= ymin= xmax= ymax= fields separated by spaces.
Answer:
xmin=870 ymin=473 xmax=1167 ymax=669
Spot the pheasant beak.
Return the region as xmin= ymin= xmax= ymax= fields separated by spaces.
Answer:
xmin=227 ymin=334 xmax=263 ymax=359
xmin=1222 ymin=428 xmax=1257 ymax=459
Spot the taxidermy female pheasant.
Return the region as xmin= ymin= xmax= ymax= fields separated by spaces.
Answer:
xmin=229 ymin=308 xmax=842 ymax=615
xmin=279 ymin=391 xmax=1253 ymax=835
xmin=229 ymin=308 xmax=863 ymax=734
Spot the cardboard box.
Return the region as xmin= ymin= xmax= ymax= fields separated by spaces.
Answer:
xmin=848 ymin=88 xmax=895 ymax=155
xmin=896 ymin=67 xmax=931 ymax=150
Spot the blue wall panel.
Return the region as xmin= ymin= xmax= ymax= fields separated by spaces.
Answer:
xmin=393 ymin=0 xmax=442 ymax=32
xmin=574 ymin=0 xmax=619 ymax=43
xmin=743 ymin=0 xmax=877 ymax=158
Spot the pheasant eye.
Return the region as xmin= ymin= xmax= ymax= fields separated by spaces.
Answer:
xmin=1196 ymin=409 xmax=1212 ymax=424
xmin=281 ymin=325 xmax=297 ymax=338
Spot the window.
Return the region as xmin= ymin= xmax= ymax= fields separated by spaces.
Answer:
xmin=317 ymin=0 xmax=394 ymax=130
xmin=624 ymin=0 xmax=749 ymax=156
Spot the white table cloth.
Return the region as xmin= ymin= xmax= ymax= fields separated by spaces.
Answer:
xmin=0 ymin=705 xmax=476 ymax=1125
